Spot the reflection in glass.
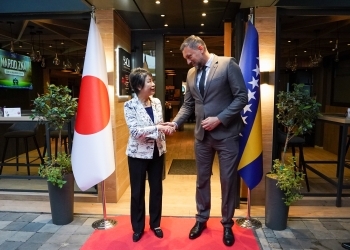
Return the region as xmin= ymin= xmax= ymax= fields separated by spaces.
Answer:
xmin=41 ymin=57 xmax=45 ymax=68
xmin=30 ymin=46 xmax=36 ymax=62
xmin=53 ymin=53 xmax=60 ymax=65
xmin=142 ymin=42 xmax=156 ymax=82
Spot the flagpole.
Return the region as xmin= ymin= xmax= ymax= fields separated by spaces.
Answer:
xmin=92 ymin=180 xmax=117 ymax=230
xmin=249 ymin=7 xmax=254 ymax=24
xmin=236 ymin=188 xmax=262 ymax=229
xmin=82 ymin=5 xmax=116 ymax=230
xmin=91 ymin=5 xmax=96 ymax=21
xmin=236 ymin=5 xmax=262 ymax=230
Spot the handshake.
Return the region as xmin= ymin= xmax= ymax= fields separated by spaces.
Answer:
xmin=157 ymin=122 xmax=177 ymax=135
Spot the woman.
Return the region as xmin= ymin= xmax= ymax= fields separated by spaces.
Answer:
xmin=124 ymin=67 xmax=174 ymax=242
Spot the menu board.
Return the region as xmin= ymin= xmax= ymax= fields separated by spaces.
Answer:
xmin=118 ymin=48 xmax=131 ymax=97
xmin=0 ymin=48 xmax=32 ymax=89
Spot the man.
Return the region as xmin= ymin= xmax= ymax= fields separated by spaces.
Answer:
xmin=169 ymin=35 xmax=247 ymax=246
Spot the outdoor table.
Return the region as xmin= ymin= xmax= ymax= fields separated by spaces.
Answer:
xmin=0 ymin=116 xmax=74 ymax=179
xmin=304 ymin=113 xmax=350 ymax=207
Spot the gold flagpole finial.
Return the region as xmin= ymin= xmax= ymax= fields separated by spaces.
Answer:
xmin=91 ymin=6 xmax=96 ymax=21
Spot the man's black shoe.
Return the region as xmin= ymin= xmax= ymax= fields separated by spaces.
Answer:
xmin=342 ymin=242 xmax=350 ymax=249
xmin=189 ymin=221 xmax=207 ymax=239
xmin=223 ymin=227 xmax=235 ymax=246
xmin=132 ymin=231 xmax=143 ymax=242
xmin=151 ymin=228 xmax=163 ymax=238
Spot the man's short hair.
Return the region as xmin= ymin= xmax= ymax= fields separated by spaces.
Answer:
xmin=180 ymin=35 xmax=207 ymax=52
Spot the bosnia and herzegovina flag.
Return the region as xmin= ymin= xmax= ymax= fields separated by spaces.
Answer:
xmin=237 ymin=20 xmax=263 ymax=190
xmin=72 ymin=17 xmax=115 ymax=191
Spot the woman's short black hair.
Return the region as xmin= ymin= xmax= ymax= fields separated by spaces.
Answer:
xmin=129 ymin=67 xmax=152 ymax=95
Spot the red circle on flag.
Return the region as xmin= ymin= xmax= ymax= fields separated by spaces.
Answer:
xmin=75 ymin=75 xmax=110 ymax=135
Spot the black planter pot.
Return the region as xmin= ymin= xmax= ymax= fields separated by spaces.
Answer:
xmin=265 ymin=173 xmax=289 ymax=230
xmin=48 ymin=173 xmax=74 ymax=225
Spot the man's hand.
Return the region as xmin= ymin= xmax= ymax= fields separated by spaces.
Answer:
xmin=201 ymin=117 xmax=221 ymax=131
xmin=157 ymin=124 xmax=176 ymax=135
xmin=161 ymin=122 xmax=177 ymax=129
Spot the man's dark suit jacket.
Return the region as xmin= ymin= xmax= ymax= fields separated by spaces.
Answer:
xmin=173 ymin=54 xmax=248 ymax=141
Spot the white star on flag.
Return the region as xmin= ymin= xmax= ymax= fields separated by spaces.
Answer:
xmin=247 ymin=89 xmax=256 ymax=102
xmin=243 ymin=104 xmax=252 ymax=114
xmin=252 ymin=64 xmax=260 ymax=77
xmin=241 ymin=115 xmax=248 ymax=124
xmin=248 ymin=76 xmax=259 ymax=89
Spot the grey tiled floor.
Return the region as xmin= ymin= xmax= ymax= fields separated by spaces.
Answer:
xmin=1 ymin=211 xmax=350 ymax=249
xmin=255 ymin=217 xmax=350 ymax=250
xmin=0 ymin=212 xmax=95 ymax=250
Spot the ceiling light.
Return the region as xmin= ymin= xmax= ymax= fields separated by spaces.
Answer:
xmin=203 ymin=0 xmax=208 ymax=3
xmin=304 ymin=50 xmax=307 ymax=53
xmin=287 ymin=40 xmax=291 ymax=43
xmin=164 ymin=24 xmax=168 ymax=27
xmin=166 ymin=40 xmax=169 ymax=42
xmin=62 ymin=59 xmax=73 ymax=72
xmin=53 ymin=40 xmax=60 ymax=65
xmin=201 ymin=23 xmax=204 ymax=26
xmin=170 ymin=50 xmax=172 ymax=52
xmin=7 ymin=21 xmax=15 ymax=52
xmin=71 ymin=63 xmax=81 ymax=74
xmin=202 ymin=13 xmax=206 ymax=16
xmin=155 ymin=1 xmax=160 ymax=4
xmin=161 ymin=14 xmax=165 ymax=17
xmin=329 ymin=40 xmax=333 ymax=43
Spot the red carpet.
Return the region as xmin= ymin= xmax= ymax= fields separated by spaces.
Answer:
xmin=81 ymin=216 xmax=260 ymax=250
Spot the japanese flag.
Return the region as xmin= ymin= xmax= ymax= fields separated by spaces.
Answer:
xmin=72 ymin=18 xmax=115 ymax=191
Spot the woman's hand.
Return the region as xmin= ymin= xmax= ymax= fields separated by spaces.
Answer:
xmin=157 ymin=124 xmax=176 ymax=135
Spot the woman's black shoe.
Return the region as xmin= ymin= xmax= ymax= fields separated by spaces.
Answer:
xmin=132 ymin=231 xmax=143 ymax=242
xmin=151 ymin=228 xmax=163 ymax=238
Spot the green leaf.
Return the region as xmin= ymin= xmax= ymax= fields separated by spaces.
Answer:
xmin=39 ymin=153 xmax=72 ymax=188
xmin=32 ymin=83 xmax=77 ymax=187
xmin=272 ymin=157 xmax=305 ymax=206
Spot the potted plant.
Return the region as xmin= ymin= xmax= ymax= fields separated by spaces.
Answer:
xmin=31 ymin=83 xmax=78 ymax=225
xmin=265 ymin=83 xmax=321 ymax=230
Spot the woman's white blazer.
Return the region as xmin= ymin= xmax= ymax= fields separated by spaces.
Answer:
xmin=124 ymin=96 xmax=166 ymax=159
